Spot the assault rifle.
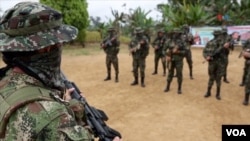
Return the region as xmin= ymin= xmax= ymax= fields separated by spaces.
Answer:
xmin=239 ymin=48 xmax=250 ymax=58
xmin=129 ymin=40 xmax=141 ymax=54
xmin=62 ymin=73 xmax=122 ymax=141
xmin=101 ymin=35 xmax=117 ymax=48
xmin=202 ymin=46 xmax=223 ymax=63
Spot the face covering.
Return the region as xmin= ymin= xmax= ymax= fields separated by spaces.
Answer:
xmin=2 ymin=45 xmax=65 ymax=90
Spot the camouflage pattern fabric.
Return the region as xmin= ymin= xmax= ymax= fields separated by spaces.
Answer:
xmin=0 ymin=2 xmax=78 ymax=52
xmin=203 ymin=33 xmax=225 ymax=89
xmin=182 ymin=32 xmax=194 ymax=73
xmin=101 ymin=32 xmax=120 ymax=77
xmin=242 ymin=39 xmax=250 ymax=94
xmin=129 ymin=34 xmax=149 ymax=77
xmin=0 ymin=69 xmax=93 ymax=141
xmin=151 ymin=31 xmax=167 ymax=74
xmin=165 ymin=37 xmax=186 ymax=84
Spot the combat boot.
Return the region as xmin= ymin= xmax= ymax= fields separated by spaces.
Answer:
xmin=164 ymin=81 xmax=171 ymax=92
xmin=190 ymin=67 xmax=193 ymax=80
xmin=216 ymin=86 xmax=221 ymax=100
xmin=223 ymin=76 xmax=230 ymax=83
xmin=152 ymin=64 xmax=158 ymax=75
xmin=141 ymin=77 xmax=145 ymax=87
xmin=131 ymin=76 xmax=138 ymax=86
xmin=115 ymin=73 xmax=119 ymax=83
xmin=104 ymin=74 xmax=111 ymax=81
xmin=163 ymin=62 xmax=166 ymax=76
xmin=177 ymin=82 xmax=182 ymax=94
xmin=204 ymin=86 xmax=212 ymax=98
xmin=152 ymin=71 xmax=157 ymax=75
xmin=239 ymin=83 xmax=245 ymax=87
xmin=243 ymin=93 xmax=249 ymax=106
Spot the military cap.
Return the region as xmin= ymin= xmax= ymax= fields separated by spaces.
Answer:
xmin=182 ymin=24 xmax=189 ymax=29
xmin=107 ymin=27 xmax=116 ymax=32
xmin=135 ymin=27 xmax=144 ymax=33
xmin=212 ymin=30 xmax=222 ymax=35
xmin=172 ymin=28 xmax=182 ymax=34
xmin=221 ymin=26 xmax=228 ymax=34
xmin=157 ymin=29 xmax=165 ymax=33
xmin=0 ymin=2 xmax=78 ymax=52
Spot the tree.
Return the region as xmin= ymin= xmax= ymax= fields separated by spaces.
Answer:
xmin=40 ymin=0 xmax=89 ymax=46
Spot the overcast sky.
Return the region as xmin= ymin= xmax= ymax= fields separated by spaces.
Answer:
xmin=0 ymin=0 xmax=165 ymax=21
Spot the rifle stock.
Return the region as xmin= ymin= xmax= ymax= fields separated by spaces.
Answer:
xmin=62 ymin=73 xmax=122 ymax=141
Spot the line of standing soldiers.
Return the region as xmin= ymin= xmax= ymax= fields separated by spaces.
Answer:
xmin=100 ymin=26 xmax=195 ymax=92
xmin=151 ymin=26 xmax=194 ymax=94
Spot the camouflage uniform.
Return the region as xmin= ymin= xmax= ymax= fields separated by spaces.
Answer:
xmin=203 ymin=30 xmax=228 ymax=100
xmin=241 ymin=39 xmax=250 ymax=105
xmin=182 ymin=25 xmax=194 ymax=79
xmin=221 ymin=27 xmax=234 ymax=83
xmin=0 ymin=2 xmax=93 ymax=140
xmin=239 ymin=41 xmax=250 ymax=87
xmin=164 ymin=29 xmax=186 ymax=94
xmin=151 ymin=29 xmax=167 ymax=76
xmin=129 ymin=28 xmax=150 ymax=87
xmin=101 ymin=27 xmax=120 ymax=82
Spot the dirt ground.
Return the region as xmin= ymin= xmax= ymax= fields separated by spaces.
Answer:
xmin=6 ymin=44 xmax=246 ymax=141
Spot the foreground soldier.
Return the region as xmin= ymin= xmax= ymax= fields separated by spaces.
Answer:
xmin=129 ymin=28 xmax=150 ymax=87
xmin=0 ymin=2 xmax=121 ymax=141
xmin=203 ymin=30 xmax=229 ymax=100
xmin=101 ymin=27 xmax=120 ymax=82
xmin=164 ymin=29 xmax=186 ymax=94
xmin=151 ymin=29 xmax=167 ymax=76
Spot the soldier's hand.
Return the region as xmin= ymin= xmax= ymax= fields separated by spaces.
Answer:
xmin=223 ymin=42 xmax=230 ymax=48
xmin=243 ymin=51 xmax=250 ymax=58
xmin=64 ymin=88 xmax=85 ymax=101
xmin=113 ymin=137 xmax=122 ymax=141
xmin=172 ymin=47 xmax=178 ymax=53
xmin=166 ymin=56 xmax=171 ymax=61
xmin=206 ymin=56 xmax=211 ymax=61
xmin=130 ymin=48 xmax=134 ymax=53
xmin=101 ymin=44 xmax=105 ymax=48
xmin=64 ymin=88 xmax=75 ymax=101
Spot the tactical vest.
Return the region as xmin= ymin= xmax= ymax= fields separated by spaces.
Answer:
xmin=0 ymin=85 xmax=60 ymax=138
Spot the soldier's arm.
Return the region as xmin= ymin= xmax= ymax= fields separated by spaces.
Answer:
xmin=4 ymin=101 xmax=93 ymax=141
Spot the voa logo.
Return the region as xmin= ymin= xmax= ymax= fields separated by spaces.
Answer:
xmin=226 ymin=129 xmax=246 ymax=136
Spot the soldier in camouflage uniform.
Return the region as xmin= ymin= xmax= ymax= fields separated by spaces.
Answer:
xmin=101 ymin=27 xmax=120 ymax=82
xmin=151 ymin=29 xmax=167 ymax=76
xmin=182 ymin=24 xmax=194 ymax=79
xmin=239 ymin=41 xmax=250 ymax=87
xmin=0 ymin=2 xmax=121 ymax=141
xmin=164 ymin=28 xmax=186 ymax=94
xmin=129 ymin=27 xmax=150 ymax=87
xmin=240 ymin=38 xmax=250 ymax=105
xmin=221 ymin=27 xmax=234 ymax=83
xmin=203 ymin=30 xmax=230 ymax=100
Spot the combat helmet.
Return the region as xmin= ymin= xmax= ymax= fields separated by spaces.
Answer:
xmin=134 ymin=27 xmax=144 ymax=34
xmin=107 ymin=27 xmax=116 ymax=32
xmin=212 ymin=30 xmax=222 ymax=35
xmin=172 ymin=28 xmax=183 ymax=35
xmin=0 ymin=2 xmax=78 ymax=52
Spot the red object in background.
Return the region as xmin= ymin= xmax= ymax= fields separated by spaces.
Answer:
xmin=217 ymin=14 xmax=223 ymax=21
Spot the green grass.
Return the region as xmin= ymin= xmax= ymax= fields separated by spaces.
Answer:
xmin=62 ymin=43 xmax=103 ymax=56
xmin=62 ymin=43 xmax=129 ymax=56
